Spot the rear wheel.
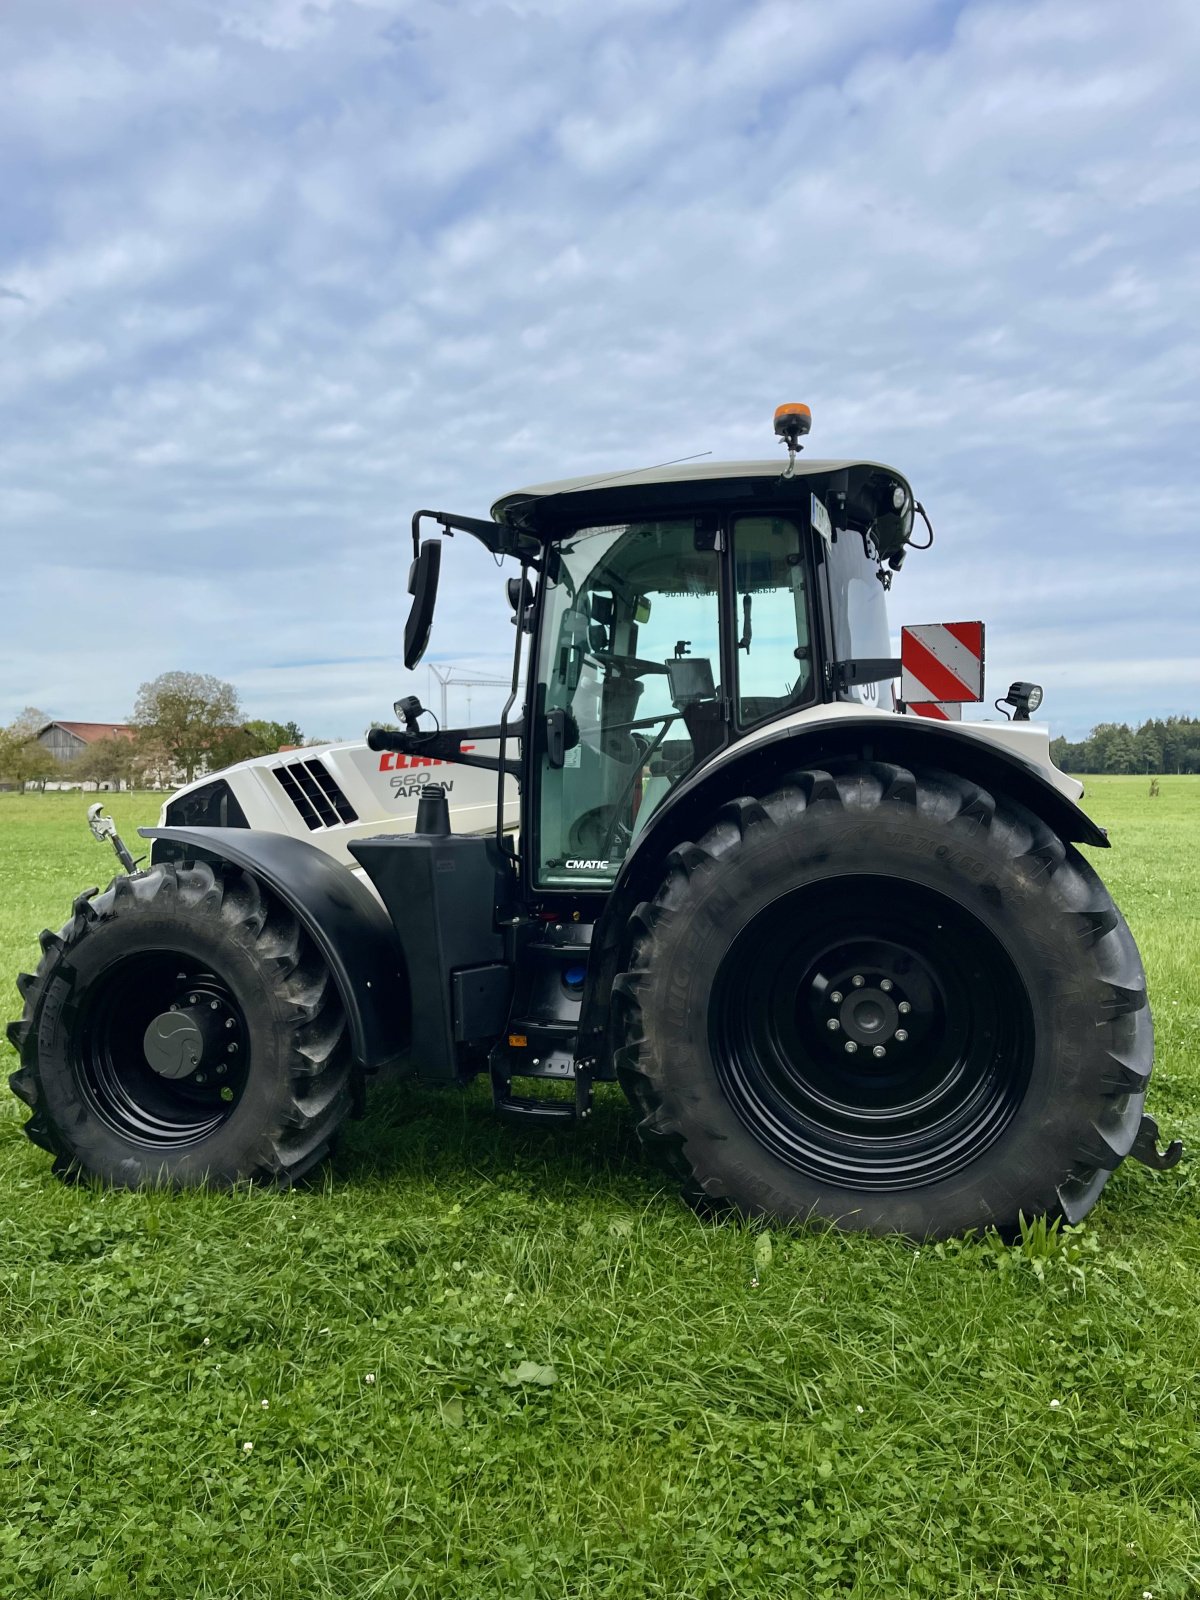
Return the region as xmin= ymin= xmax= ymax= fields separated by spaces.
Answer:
xmin=615 ymin=763 xmax=1153 ymax=1237
xmin=7 ymin=861 xmax=352 ymax=1187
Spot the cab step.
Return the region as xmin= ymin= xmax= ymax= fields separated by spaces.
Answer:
xmin=490 ymin=1060 xmax=593 ymax=1125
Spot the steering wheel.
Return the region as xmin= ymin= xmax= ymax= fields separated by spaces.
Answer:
xmin=588 ymin=651 xmax=670 ymax=678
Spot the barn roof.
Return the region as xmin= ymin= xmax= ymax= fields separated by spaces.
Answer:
xmin=40 ymin=721 xmax=135 ymax=743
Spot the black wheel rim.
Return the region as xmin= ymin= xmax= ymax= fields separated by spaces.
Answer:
xmin=710 ymin=876 xmax=1034 ymax=1190
xmin=75 ymin=952 xmax=250 ymax=1148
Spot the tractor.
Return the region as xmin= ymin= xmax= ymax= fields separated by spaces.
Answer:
xmin=6 ymin=406 xmax=1181 ymax=1235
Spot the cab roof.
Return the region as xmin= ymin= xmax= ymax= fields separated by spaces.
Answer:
xmin=491 ymin=457 xmax=911 ymax=533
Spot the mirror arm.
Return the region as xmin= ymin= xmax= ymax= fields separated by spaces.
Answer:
xmin=366 ymin=722 xmax=523 ymax=779
xmin=411 ymin=509 xmax=540 ymax=565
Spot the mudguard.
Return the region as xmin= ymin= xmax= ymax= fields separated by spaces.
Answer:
xmin=143 ymin=826 xmax=407 ymax=1072
xmin=577 ymin=713 xmax=1108 ymax=1062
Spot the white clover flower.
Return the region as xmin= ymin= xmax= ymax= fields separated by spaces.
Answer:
xmin=261 ymin=1399 xmax=269 ymax=1409
xmin=202 ymin=1337 xmax=210 ymax=1347
xmin=856 ymin=1405 xmax=865 ymax=1414
xmin=365 ymin=1373 xmax=376 ymax=1385
xmin=242 ymin=1441 xmax=253 ymax=1455
xmin=1049 ymin=1399 xmax=1061 ymax=1409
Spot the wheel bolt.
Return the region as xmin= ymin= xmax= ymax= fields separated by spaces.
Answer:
xmin=872 ymin=1045 xmax=886 ymax=1059
xmin=830 ymin=990 xmax=843 ymax=1004
xmin=210 ymin=1000 xmax=219 ymax=1010
xmin=216 ymin=1063 xmax=227 ymax=1076
xmin=195 ymin=1073 xmax=207 ymax=1084
xmin=225 ymin=1018 xmax=235 ymax=1030
xmin=826 ymin=1018 xmax=840 ymax=1031
xmin=227 ymin=1043 xmax=237 ymax=1055
xmin=898 ymin=1001 xmax=911 ymax=1015
xmin=895 ymin=1029 xmax=908 ymax=1042
xmin=852 ymin=974 xmax=865 ymax=988
xmin=844 ymin=1040 xmax=858 ymax=1054
xmin=880 ymin=979 xmax=893 ymax=993
xmin=188 ymin=994 xmax=198 ymax=1005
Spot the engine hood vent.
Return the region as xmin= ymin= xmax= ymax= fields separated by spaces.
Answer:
xmin=272 ymin=758 xmax=358 ymax=830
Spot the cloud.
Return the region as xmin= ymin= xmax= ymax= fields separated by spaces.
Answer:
xmin=1 ymin=0 xmax=1197 ymax=741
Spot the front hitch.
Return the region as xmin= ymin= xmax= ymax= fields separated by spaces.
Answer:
xmin=87 ymin=804 xmax=140 ymax=875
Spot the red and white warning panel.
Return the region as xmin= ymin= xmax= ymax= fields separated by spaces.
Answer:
xmin=901 ymin=621 xmax=985 ymax=704
xmin=908 ymin=701 xmax=962 ymax=721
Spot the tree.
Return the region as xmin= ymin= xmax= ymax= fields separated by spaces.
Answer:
xmin=0 ymin=708 xmax=58 ymax=790
xmin=131 ymin=672 xmax=242 ymax=784
xmin=208 ymin=719 xmax=306 ymax=771
xmin=1135 ymin=719 xmax=1164 ymax=773
xmin=80 ymin=736 xmax=134 ymax=789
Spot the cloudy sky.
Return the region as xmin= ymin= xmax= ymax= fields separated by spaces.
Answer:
xmin=2 ymin=0 xmax=1196 ymax=740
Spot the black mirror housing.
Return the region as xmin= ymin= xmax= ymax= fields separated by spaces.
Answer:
xmin=404 ymin=539 xmax=442 ymax=669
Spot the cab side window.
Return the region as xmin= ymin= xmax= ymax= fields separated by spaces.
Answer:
xmin=732 ymin=516 xmax=812 ymax=726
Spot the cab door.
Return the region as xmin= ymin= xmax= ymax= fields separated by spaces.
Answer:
xmin=530 ymin=515 xmax=726 ymax=890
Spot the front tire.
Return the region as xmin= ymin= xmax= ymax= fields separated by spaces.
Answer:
xmin=7 ymin=861 xmax=352 ymax=1187
xmin=615 ymin=763 xmax=1153 ymax=1237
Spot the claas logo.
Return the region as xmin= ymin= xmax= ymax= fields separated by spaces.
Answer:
xmin=377 ymin=745 xmax=475 ymax=772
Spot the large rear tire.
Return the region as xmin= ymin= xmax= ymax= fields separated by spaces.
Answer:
xmin=7 ymin=860 xmax=352 ymax=1187
xmin=615 ymin=763 xmax=1153 ymax=1237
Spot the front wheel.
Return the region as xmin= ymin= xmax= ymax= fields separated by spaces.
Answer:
xmin=7 ymin=861 xmax=352 ymax=1187
xmin=615 ymin=763 xmax=1153 ymax=1237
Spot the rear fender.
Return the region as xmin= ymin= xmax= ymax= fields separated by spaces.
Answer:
xmin=143 ymin=826 xmax=407 ymax=1072
xmin=577 ymin=713 xmax=1107 ymax=1060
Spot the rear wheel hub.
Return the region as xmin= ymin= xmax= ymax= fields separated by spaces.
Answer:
xmin=712 ymin=876 xmax=1034 ymax=1190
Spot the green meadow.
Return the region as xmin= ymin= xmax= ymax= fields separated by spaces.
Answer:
xmin=1 ymin=778 xmax=1197 ymax=1598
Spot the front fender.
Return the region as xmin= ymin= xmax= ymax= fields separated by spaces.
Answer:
xmin=143 ymin=826 xmax=407 ymax=1072
xmin=577 ymin=713 xmax=1107 ymax=1061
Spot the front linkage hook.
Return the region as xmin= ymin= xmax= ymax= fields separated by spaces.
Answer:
xmin=86 ymin=803 xmax=140 ymax=875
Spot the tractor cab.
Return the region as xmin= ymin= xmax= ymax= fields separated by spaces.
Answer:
xmin=396 ymin=449 xmax=921 ymax=892
xmin=512 ymin=464 xmax=908 ymax=889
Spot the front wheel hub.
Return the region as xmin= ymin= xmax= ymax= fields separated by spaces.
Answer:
xmin=143 ymin=999 xmax=233 ymax=1080
xmin=76 ymin=954 xmax=250 ymax=1147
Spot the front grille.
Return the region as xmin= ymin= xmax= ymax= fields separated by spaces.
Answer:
xmin=272 ymin=759 xmax=358 ymax=830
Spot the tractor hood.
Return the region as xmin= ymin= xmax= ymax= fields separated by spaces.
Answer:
xmin=157 ymin=739 xmax=517 ymax=866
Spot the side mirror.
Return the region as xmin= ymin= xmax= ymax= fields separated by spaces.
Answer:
xmin=404 ymin=539 xmax=442 ymax=670
xmin=506 ymin=575 xmax=534 ymax=633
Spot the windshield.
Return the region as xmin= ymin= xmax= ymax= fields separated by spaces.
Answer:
xmin=535 ymin=517 xmax=722 ymax=887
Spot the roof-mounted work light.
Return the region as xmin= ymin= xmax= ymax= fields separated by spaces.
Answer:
xmin=996 ymin=681 xmax=1043 ymax=721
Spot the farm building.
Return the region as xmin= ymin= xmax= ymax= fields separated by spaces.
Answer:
xmin=37 ymin=721 xmax=134 ymax=762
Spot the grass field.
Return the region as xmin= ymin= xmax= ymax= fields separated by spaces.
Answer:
xmin=1 ymin=779 xmax=1198 ymax=1599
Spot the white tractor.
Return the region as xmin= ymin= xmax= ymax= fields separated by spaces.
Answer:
xmin=8 ymin=405 xmax=1180 ymax=1235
